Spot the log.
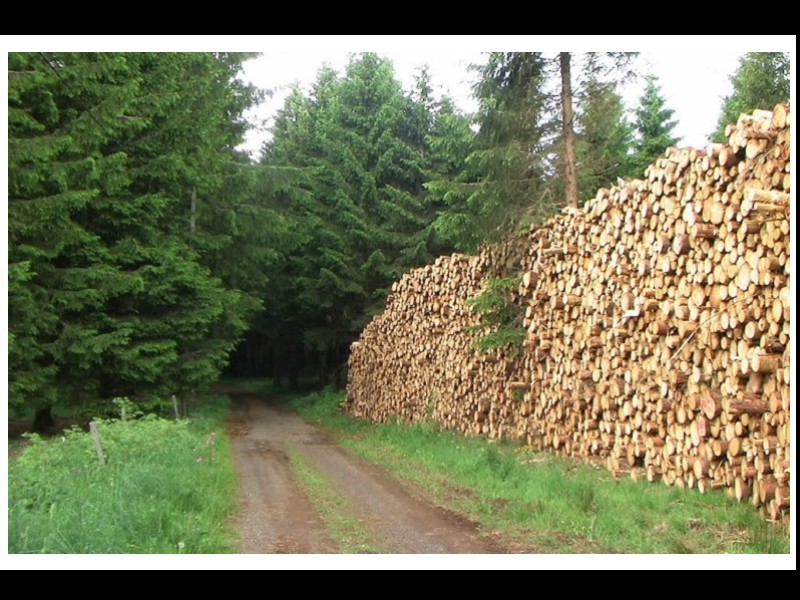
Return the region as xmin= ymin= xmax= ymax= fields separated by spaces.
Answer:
xmin=740 ymin=189 xmax=790 ymax=218
xmin=750 ymin=351 xmax=782 ymax=374
xmin=344 ymin=105 xmax=791 ymax=524
xmin=771 ymin=104 xmax=789 ymax=129
xmin=723 ymin=395 xmax=768 ymax=416
xmin=699 ymin=387 xmax=721 ymax=419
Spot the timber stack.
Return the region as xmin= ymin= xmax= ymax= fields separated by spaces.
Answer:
xmin=345 ymin=105 xmax=791 ymax=523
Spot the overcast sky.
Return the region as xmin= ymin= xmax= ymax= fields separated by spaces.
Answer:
xmin=236 ymin=38 xmax=793 ymax=158
xmin=2 ymin=35 xmax=792 ymax=159
xmin=239 ymin=50 xmax=743 ymax=156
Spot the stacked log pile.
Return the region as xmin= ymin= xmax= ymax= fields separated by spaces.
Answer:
xmin=345 ymin=105 xmax=791 ymax=522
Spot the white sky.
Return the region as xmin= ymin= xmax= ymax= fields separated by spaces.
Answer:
xmin=240 ymin=51 xmax=740 ymax=156
xmin=2 ymin=35 xmax=792 ymax=157
xmin=237 ymin=37 xmax=793 ymax=159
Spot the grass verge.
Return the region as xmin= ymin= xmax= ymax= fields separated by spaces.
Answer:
xmin=279 ymin=385 xmax=789 ymax=554
xmin=8 ymin=437 xmax=29 ymax=461
xmin=286 ymin=446 xmax=384 ymax=554
xmin=8 ymin=394 xmax=237 ymax=554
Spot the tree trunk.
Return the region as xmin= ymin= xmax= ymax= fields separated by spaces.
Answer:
xmin=289 ymin=343 xmax=300 ymax=390
xmin=33 ymin=405 xmax=54 ymax=433
xmin=335 ymin=343 xmax=348 ymax=388
xmin=318 ymin=347 xmax=329 ymax=387
xmin=560 ymin=52 xmax=579 ymax=208
xmin=273 ymin=344 xmax=283 ymax=386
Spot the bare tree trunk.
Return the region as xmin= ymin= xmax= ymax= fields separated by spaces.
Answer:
xmin=560 ymin=52 xmax=579 ymax=208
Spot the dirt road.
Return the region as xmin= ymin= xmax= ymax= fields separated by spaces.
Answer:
xmin=227 ymin=390 xmax=504 ymax=554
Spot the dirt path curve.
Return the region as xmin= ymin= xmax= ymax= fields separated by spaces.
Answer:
xmin=224 ymin=389 xmax=505 ymax=554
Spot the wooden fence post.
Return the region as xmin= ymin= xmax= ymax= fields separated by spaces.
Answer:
xmin=89 ymin=421 xmax=106 ymax=466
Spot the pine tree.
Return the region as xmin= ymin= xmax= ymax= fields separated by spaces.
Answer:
xmin=629 ymin=75 xmax=679 ymax=178
xmin=557 ymin=52 xmax=636 ymax=207
xmin=9 ymin=52 xmax=147 ymax=415
xmin=712 ymin=52 xmax=790 ymax=141
xmin=427 ymin=52 xmax=551 ymax=252
xmin=8 ymin=52 xmax=261 ymax=417
xmin=575 ymin=78 xmax=633 ymax=202
xmin=433 ymin=52 xmax=636 ymax=241
xmin=423 ymin=97 xmax=477 ymax=252
xmin=252 ymin=55 xmax=442 ymax=383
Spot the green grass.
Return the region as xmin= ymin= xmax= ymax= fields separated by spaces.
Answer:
xmin=8 ymin=437 xmax=30 ymax=461
xmin=280 ymin=385 xmax=789 ymax=554
xmin=286 ymin=446 xmax=384 ymax=554
xmin=8 ymin=394 xmax=237 ymax=554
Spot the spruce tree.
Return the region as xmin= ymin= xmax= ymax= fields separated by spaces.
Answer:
xmin=8 ymin=52 xmax=261 ymax=416
xmin=423 ymin=97 xmax=477 ymax=252
xmin=252 ymin=54 xmax=467 ymax=384
xmin=712 ymin=52 xmax=790 ymax=141
xmin=9 ymin=52 xmax=148 ymax=413
xmin=576 ymin=78 xmax=633 ymax=202
xmin=426 ymin=52 xmax=551 ymax=252
xmin=629 ymin=75 xmax=679 ymax=178
xmin=556 ymin=52 xmax=636 ymax=207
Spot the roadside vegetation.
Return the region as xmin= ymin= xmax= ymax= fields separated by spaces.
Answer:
xmin=8 ymin=395 xmax=237 ymax=554
xmin=236 ymin=380 xmax=789 ymax=554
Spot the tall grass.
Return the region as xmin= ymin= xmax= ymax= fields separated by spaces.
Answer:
xmin=287 ymin=386 xmax=789 ymax=554
xmin=8 ymin=395 xmax=236 ymax=554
